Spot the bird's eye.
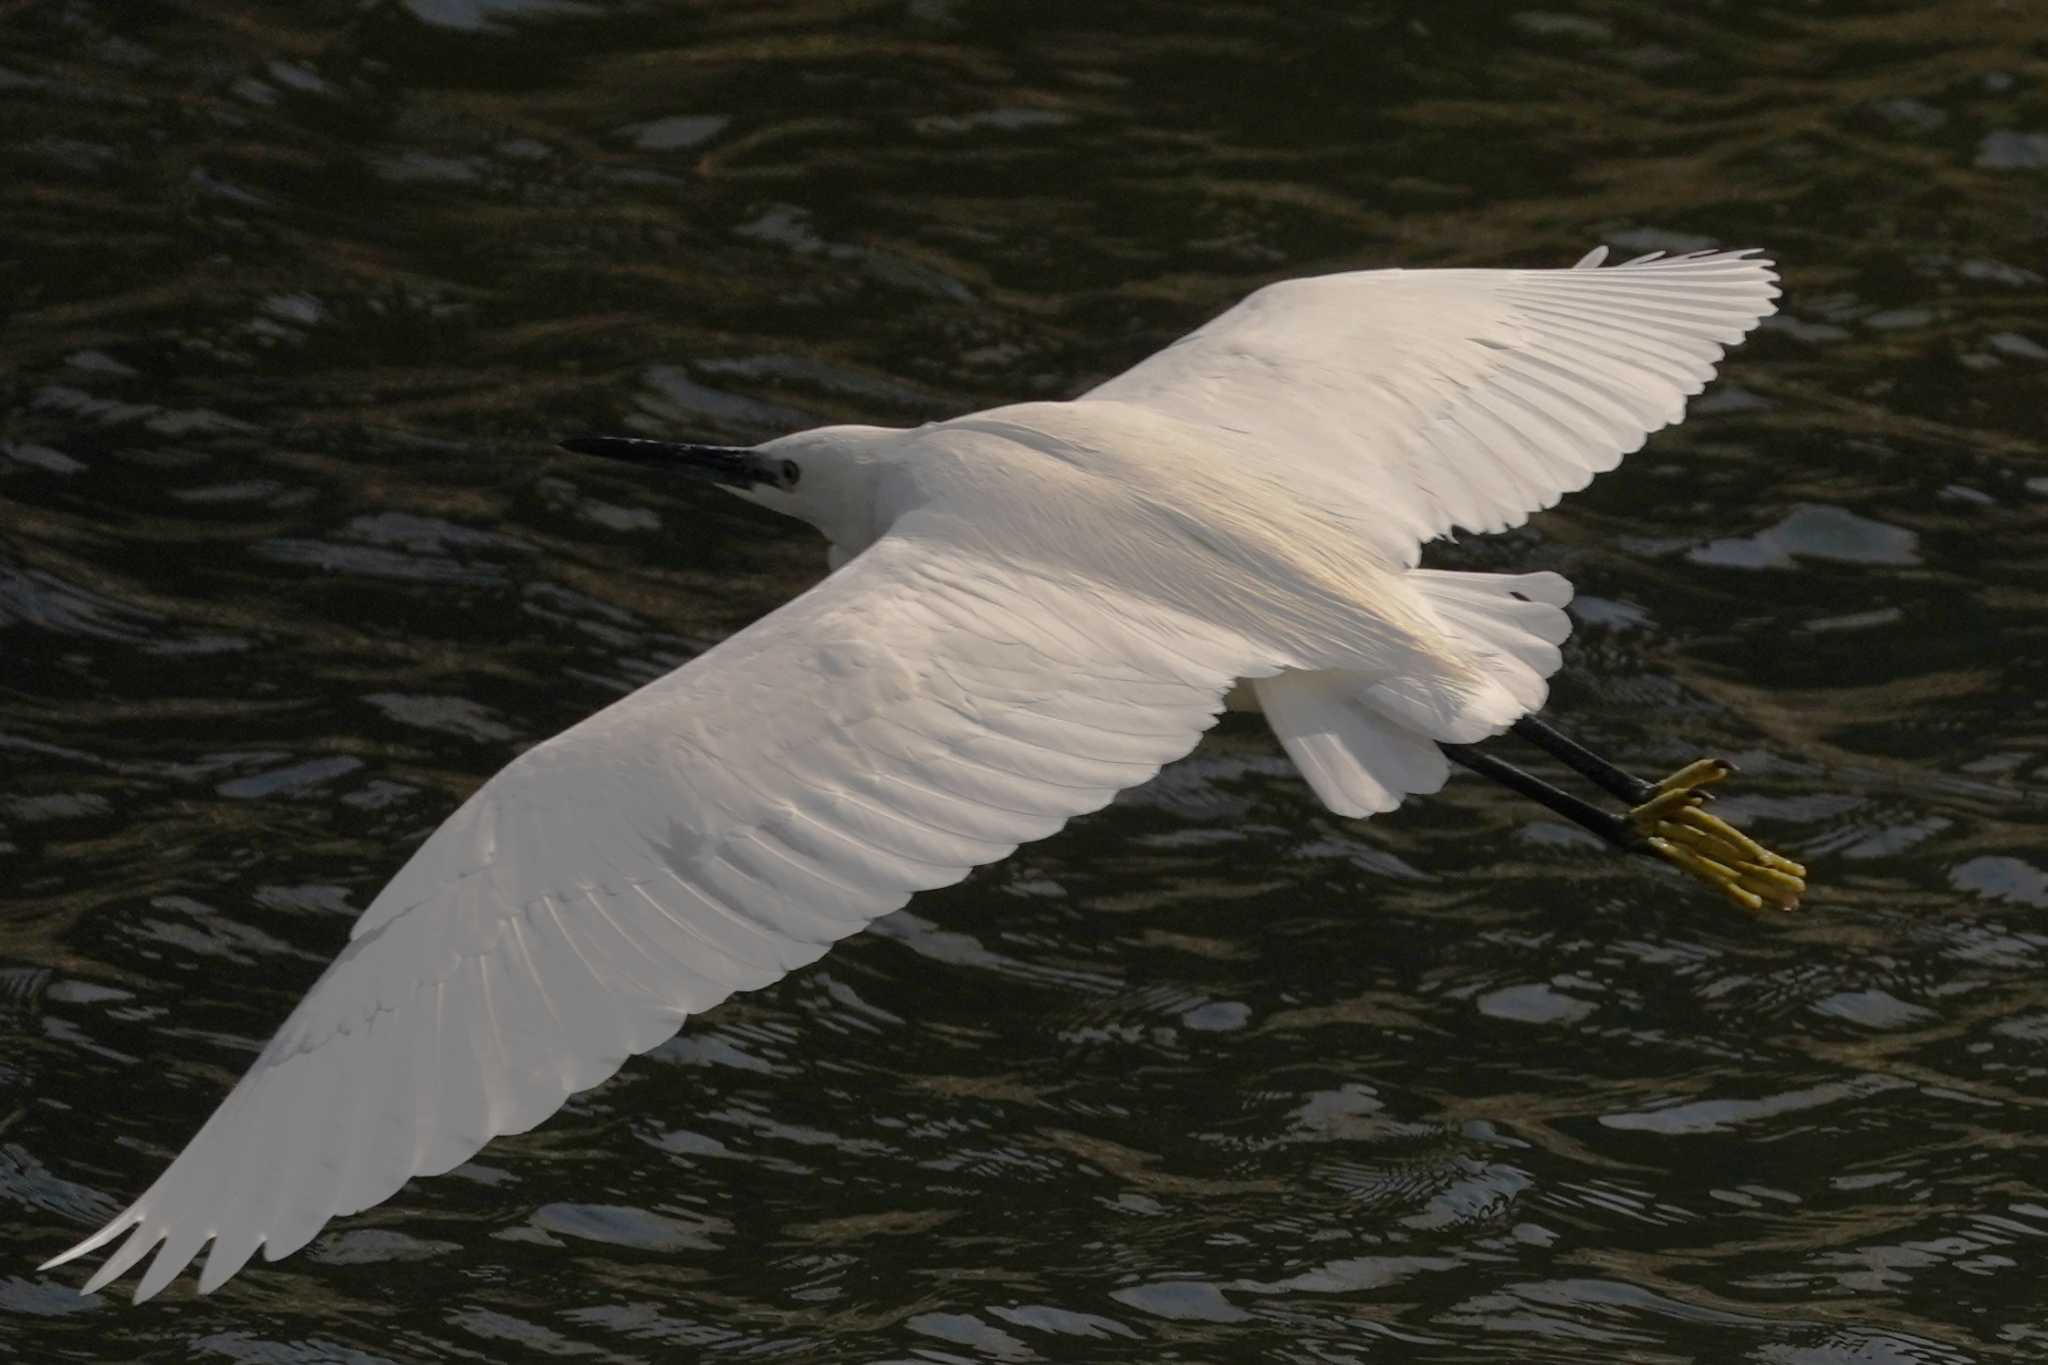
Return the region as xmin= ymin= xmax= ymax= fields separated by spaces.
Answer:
xmin=779 ymin=460 xmax=801 ymax=490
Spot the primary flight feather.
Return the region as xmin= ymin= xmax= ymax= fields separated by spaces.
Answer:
xmin=45 ymin=245 xmax=1787 ymax=1300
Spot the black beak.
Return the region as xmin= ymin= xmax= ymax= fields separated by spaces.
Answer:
xmin=559 ymin=435 xmax=799 ymax=492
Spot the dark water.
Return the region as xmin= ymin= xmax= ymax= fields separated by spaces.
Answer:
xmin=4 ymin=1 xmax=2047 ymax=1360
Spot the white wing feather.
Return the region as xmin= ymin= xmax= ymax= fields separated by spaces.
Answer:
xmin=44 ymin=527 xmax=1268 ymax=1301
xmin=1087 ymin=248 xmax=1779 ymax=565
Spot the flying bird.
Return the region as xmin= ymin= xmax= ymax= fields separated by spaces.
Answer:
xmin=45 ymin=244 xmax=1803 ymax=1301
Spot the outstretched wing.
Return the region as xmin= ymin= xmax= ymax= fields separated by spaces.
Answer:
xmin=46 ymin=522 xmax=1272 ymax=1301
xmin=1086 ymin=247 xmax=1780 ymax=566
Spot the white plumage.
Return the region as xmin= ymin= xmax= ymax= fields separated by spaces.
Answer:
xmin=44 ymin=245 xmax=1778 ymax=1300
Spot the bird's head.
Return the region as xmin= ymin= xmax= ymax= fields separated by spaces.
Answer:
xmin=560 ymin=423 xmax=902 ymax=563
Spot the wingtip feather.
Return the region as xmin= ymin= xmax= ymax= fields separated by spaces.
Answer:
xmin=197 ymin=1224 xmax=264 ymax=1295
xmin=80 ymin=1223 xmax=164 ymax=1297
xmin=40 ymin=1207 xmax=144 ymax=1272
xmin=133 ymin=1224 xmax=213 ymax=1303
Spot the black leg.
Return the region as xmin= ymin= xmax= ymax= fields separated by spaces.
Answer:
xmin=1508 ymin=715 xmax=1658 ymax=806
xmin=1439 ymin=743 xmax=1642 ymax=850
xmin=1442 ymin=722 xmax=1806 ymax=914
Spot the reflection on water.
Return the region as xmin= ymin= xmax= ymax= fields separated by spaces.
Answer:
xmin=4 ymin=0 xmax=2046 ymax=1360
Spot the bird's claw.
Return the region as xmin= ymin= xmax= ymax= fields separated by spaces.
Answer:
xmin=1630 ymin=761 xmax=1806 ymax=914
xmin=1653 ymin=757 xmax=1734 ymax=796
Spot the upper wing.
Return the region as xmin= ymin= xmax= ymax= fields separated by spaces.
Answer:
xmin=1085 ymin=247 xmax=1780 ymax=566
xmin=46 ymin=524 xmax=1271 ymax=1301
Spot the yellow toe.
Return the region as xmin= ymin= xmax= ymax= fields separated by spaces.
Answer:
xmin=1635 ymin=758 xmax=1808 ymax=914
xmin=1654 ymin=757 xmax=1734 ymax=795
xmin=1648 ymin=836 xmax=1766 ymax=914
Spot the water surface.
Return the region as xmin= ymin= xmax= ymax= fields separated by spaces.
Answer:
xmin=4 ymin=2 xmax=2047 ymax=1361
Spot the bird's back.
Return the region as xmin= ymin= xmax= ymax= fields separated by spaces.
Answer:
xmin=892 ymin=399 xmax=1467 ymax=682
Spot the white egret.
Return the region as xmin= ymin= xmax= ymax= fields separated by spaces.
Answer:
xmin=44 ymin=244 xmax=1803 ymax=1301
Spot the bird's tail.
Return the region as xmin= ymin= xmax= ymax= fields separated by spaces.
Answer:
xmin=1405 ymin=568 xmax=1574 ymax=717
xmin=1254 ymin=569 xmax=1573 ymax=818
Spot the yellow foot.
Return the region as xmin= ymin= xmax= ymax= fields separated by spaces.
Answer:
xmin=1630 ymin=762 xmax=1807 ymax=914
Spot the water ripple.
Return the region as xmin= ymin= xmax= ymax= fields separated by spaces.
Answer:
xmin=4 ymin=1 xmax=2044 ymax=1361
